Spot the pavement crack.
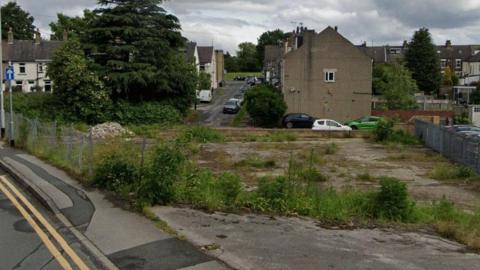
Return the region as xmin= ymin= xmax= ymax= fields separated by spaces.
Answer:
xmin=39 ymin=257 xmax=55 ymax=270
xmin=11 ymin=242 xmax=43 ymax=270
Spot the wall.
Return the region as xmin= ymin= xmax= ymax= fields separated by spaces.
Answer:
xmin=372 ymin=110 xmax=454 ymax=123
xmin=282 ymin=28 xmax=372 ymax=122
xmin=7 ymin=62 xmax=52 ymax=92
xmin=215 ymin=51 xmax=224 ymax=86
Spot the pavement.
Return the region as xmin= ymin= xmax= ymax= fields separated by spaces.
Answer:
xmin=152 ymin=206 xmax=480 ymax=270
xmin=197 ymin=81 xmax=246 ymax=127
xmin=0 ymin=143 xmax=230 ymax=270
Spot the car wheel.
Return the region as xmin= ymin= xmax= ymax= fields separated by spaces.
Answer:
xmin=286 ymin=122 xmax=294 ymax=129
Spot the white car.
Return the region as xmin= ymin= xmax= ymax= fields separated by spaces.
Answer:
xmin=312 ymin=119 xmax=352 ymax=131
xmin=198 ymin=90 xmax=213 ymax=103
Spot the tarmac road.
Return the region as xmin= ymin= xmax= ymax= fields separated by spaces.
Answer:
xmin=196 ymin=81 xmax=247 ymax=127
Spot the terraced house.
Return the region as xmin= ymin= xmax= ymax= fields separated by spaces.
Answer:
xmin=281 ymin=26 xmax=373 ymax=122
xmin=2 ymin=28 xmax=62 ymax=93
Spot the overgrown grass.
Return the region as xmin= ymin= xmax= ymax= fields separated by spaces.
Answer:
xmin=429 ymin=164 xmax=479 ymax=181
xmin=225 ymin=72 xmax=262 ymax=81
xmin=243 ymin=131 xmax=297 ymax=142
xmin=234 ymin=155 xmax=277 ymax=169
xmin=324 ymin=143 xmax=339 ymax=155
xmin=179 ymin=126 xmax=225 ymax=143
xmin=231 ymin=106 xmax=248 ymax=127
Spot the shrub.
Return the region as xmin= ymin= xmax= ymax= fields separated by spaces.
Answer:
xmin=255 ymin=176 xmax=290 ymax=212
xmin=374 ymin=118 xmax=395 ymax=142
xmin=94 ymin=154 xmax=139 ymax=193
xmin=111 ymin=101 xmax=183 ymax=126
xmin=374 ymin=177 xmax=414 ymax=222
xmin=429 ymin=164 xmax=477 ymax=180
xmin=180 ymin=126 xmax=224 ymax=143
xmin=299 ymin=168 xmax=326 ymax=182
xmin=138 ymin=145 xmax=185 ymax=205
xmin=324 ymin=143 xmax=339 ymax=155
xmin=217 ymin=173 xmax=242 ymax=206
xmin=244 ymin=85 xmax=287 ymax=127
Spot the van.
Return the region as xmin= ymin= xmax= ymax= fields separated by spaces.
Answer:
xmin=198 ymin=90 xmax=213 ymax=103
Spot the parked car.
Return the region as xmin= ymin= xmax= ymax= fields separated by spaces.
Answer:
xmin=198 ymin=90 xmax=213 ymax=103
xmin=234 ymin=76 xmax=246 ymax=81
xmin=446 ymin=125 xmax=477 ymax=133
xmin=233 ymin=94 xmax=244 ymax=104
xmin=345 ymin=116 xmax=382 ymax=130
xmin=312 ymin=119 xmax=352 ymax=131
xmin=223 ymin=99 xmax=241 ymax=114
xmin=282 ymin=113 xmax=316 ymax=129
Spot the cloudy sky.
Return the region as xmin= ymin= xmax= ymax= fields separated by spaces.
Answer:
xmin=4 ymin=0 xmax=480 ymax=54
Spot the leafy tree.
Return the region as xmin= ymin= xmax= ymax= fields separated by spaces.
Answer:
xmin=1 ymin=2 xmax=35 ymax=40
xmin=198 ymin=71 xmax=211 ymax=90
xmin=237 ymin=42 xmax=261 ymax=72
xmin=244 ymin=85 xmax=287 ymax=127
xmin=256 ymin=29 xmax=287 ymax=65
xmin=47 ymin=38 xmax=111 ymax=124
xmin=87 ymin=0 xmax=196 ymax=113
xmin=224 ymin=52 xmax=239 ymax=72
xmin=443 ymin=66 xmax=454 ymax=86
xmin=405 ymin=28 xmax=442 ymax=95
xmin=373 ymin=63 xmax=418 ymax=110
xmin=49 ymin=10 xmax=96 ymax=41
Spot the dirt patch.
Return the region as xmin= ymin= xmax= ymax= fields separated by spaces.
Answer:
xmin=195 ymin=138 xmax=480 ymax=209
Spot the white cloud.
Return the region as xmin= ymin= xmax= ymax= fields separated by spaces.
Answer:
xmin=3 ymin=0 xmax=480 ymax=52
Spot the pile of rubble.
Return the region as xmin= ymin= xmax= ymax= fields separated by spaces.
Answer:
xmin=89 ymin=122 xmax=134 ymax=140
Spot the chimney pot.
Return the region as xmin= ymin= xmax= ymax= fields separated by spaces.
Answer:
xmin=446 ymin=40 xmax=452 ymax=47
xmin=35 ymin=28 xmax=41 ymax=44
xmin=334 ymin=26 xmax=338 ymax=32
xmin=7 ymin=27 xmax=13 ymax=44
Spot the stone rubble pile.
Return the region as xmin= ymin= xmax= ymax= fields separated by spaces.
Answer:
xmin=89 ymin=122 xmax=134 ymax=140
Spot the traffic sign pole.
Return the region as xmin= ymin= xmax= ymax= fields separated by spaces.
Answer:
xmin=0 ymin=11 xmax=4 ymax=138
xmin=7 ymin=63 xmax=14 ymax=147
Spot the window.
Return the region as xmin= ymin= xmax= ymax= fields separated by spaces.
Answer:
xmin=456 ymin=59 xmax=462 ymax=69
xmin=44 ymin=80 xmax=52 ymax=92
xmin=327 ymin=121 xmax=341 ymax=127
xmin=389 ymin=48 xmax=401 ymax=54
xmin=15 ymin=80 xmax=22 ymax=85
xmin=474 ymin=107 xmax=480 ymax=113
xmin=28 ymin=80 xmax=34 ymax=84
xmin=317 ymin=121 xmax=325 ymax=126
xmin=38 ymin=63 xmax=44 ymax=73
xmin=441 ymin=59 xmax=447 ymax=68
xmin=324 ymin=69 xmax=336 ymax=83
xmin=19 ymin=63 xmax=26 ymax=74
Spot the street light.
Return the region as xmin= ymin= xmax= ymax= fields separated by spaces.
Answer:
xmin=0 ymin=9 xmax=5 ymax=138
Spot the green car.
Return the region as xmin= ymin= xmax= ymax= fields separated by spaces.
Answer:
xmin=345 ymin=116 xmax=382 ymax=130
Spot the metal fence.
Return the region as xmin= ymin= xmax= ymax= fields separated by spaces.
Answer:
xmin=4 ymin=113 xmax=155 ymax=178
xmin=415 ymin=119 xmax=480 ymax=174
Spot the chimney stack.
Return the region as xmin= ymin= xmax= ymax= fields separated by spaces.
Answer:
xmin=334 ymin=26 xmax=338 ymax=32
xmin=446 ymin=40 xmax=452 ymax=48
xmin=63 ymin=29 xmax=68 ymax=41
xmin=7 ymin=27 xmax=13 ymax=44
xmin=403 ymin=40 xmax=408 ymax=48
xmin=34 ymin=29 xmax=41 ymax=45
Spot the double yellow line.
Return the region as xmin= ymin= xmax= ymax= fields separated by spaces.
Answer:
xmin=0 ymin=176 xmax=90 ymax=270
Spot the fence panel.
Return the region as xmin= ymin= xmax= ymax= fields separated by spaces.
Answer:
xmin=415 ymin=119 xmax=480 ymax=174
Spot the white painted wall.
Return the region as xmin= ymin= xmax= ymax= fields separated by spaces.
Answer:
xmin=8 ymin=61 xmax=52 ymax=93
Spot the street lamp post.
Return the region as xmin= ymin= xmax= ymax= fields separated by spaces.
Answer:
xmin=0 ymin=10 xmax=5 ymax=138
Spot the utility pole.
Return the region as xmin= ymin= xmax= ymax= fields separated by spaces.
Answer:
xmin=0 ymin=10 xmax=5 ymax=138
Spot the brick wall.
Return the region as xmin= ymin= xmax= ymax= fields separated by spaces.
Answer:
xmin=372 ymin=110 xmax=454 ymax=123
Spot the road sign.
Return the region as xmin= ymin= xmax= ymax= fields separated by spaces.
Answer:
xmin=5 ymin=67 xmax=14 ymax=81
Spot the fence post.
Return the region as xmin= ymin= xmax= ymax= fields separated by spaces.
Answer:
xmin=88 ymin=129 xmax=94 ymax=178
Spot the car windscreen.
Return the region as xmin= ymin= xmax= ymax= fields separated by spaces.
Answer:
xmin=225 ymin=101 xmax=236 ymax=106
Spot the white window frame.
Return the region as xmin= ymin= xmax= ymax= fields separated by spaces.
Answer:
xmin=19 ymin=63 xmax=26 ymax=74
xmin=455 ymin=59 xmax=462 ymax=69
xmin=324 ymin=69 xmax=336 ymax=83
xmin=441 ymin=59 xmax=447 ymax=68
xmin=38 ymin=63 xmax=44 ymax=73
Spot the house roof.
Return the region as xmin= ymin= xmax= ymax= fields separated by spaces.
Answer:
xmin=2 ymin=40 xmax=63 ymax=62
xmin=197 ymin=46 xmax=214 ymax=65
xmin=185 ymin=42 xmax=197 ymax=62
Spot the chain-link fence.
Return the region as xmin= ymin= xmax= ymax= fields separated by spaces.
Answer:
xmin=4 ymin=113 xmax=155 ymax=179
xmin=415 ymin=119 xmax=480 ymax=174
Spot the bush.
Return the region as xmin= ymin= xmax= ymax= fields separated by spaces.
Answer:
xmin=299 ymin=168 xmax=326 ymax=182
xmin=429 ymin=164 xmax=477 ymax=180
xmin=138 ymin=145 xmax=185 ymax=205
xmin=111 ymin=101 xmax=183 ymax=126
xmin=94 ymin=154 xmax=139 ymax=193
xmin=180 ymin=126 xmax=225 ymax=143
xmin=217 ymin=173 xmax=242 ymax=206
xmin=374 ymin=177 xmax=414 ymax=222
xmin=374 ymin=118 xmax=395 ymax=142
xmin=244 ymin=85 xmax=287 ymax=127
